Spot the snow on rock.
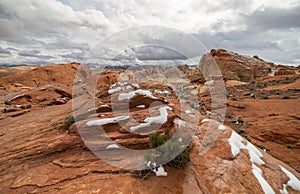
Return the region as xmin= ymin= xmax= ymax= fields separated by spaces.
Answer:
xmin=155 ymin=90 xmax=171 ymax=95
xmin=109 ymin=82 xmax=139 ymax=93
xmin=227 ymin=131 xmax=274 ymax=194
xmin=153 ymin=166 xmax=168 ymax=177
xmin=245 ymin=142 xmax=265 ymax=165
xmin=107 ymin=87 xmax=119 ymax=94
xmin=130 ymin=123 xmax=151 ymax=132
xmin=108 ymin=87 xmax=122 ymax=94
xmin=118 ymin=89 xmax=159 ymax=101
xmin=144 ymin=106 xmax=172 ymax=124
xmin=201 ymin=119 xmax=210 ymax=123
xmin=228 ymin=131 xmax=245 ymax=157
xmin=279 ymin=165 xmax=300 ymax=192
xmin=252 ymin=164 xmax=276 ymax=194
xmin=110 ymin=83 xmax=117 ymax=88
xmin=146 ymin=161 xmax=157 ymax=168
xmin=87 ymin=107 xmax=98 ymax=112
xmin=8 ymin=94 xmax=23 ymax=101
xmin=217 ymin=124 xmax=226 ymax=131
xmin=100 ymin=104 xmax=110 ymax=108
xmin=185 ymin=110 xmax=193 ymax=114
xmin=125 ymin=85 xmax=133 ymax=90
xmin=131 ymin=83 xmax=140 ymax=88
xmin=280 ymin=184 xmax=288 ymax=194
xmin=136 ymin=105 xmax=146 ymax=108
xmin=86 ymin=116 xmax=130 ymax=126
xmin=130 ymin=106 xmax=172 ymax=132
xmin=119 ymin=82 xmax=128 ymax=86
xmin=205 ymin=80 xmax=215 ymax=86
xmin=106 ymin=144 xmax=120 ymax=149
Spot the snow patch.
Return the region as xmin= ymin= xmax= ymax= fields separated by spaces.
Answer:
xmin=136 ymin=105 xmax=146 ymax=108
xmin=100 ymin=104 xmax=110 ymax=108
xmin=146 ymin=161 xmax=157 ymax=168
xmin=185 ymin=110 xmax=193 ymax=114
xmin=268 ymin=69 xmax=275 ymax=77
xmin=110 ymin=83 xmax=117 ymax=88
xmin=118 ymin=89 xmax=158 ymax=101
xmin=125 ymin=85 xmax=133 ymax=90
xmin=9 ymin=94 xmax=23 ymax=101
xmin=155 ymin=90 xmax=171 ymax=95
xmin=108 ymin=87 xmax=122 ymax=94
xmin=130 ymin=123 xmax=151 ymax=132
xmin=228 ymin=131 xmax=245 ymax=157
xmin=131 ymin=83 xmax=140 ymax=88
xmin=205 ymin=80 xmax=215 ymax=86
xmin=86 ymin=116 xmax=130 ymax=126
xmin=280 ymin=184 xmax=288 ymax=194
xmin=245 ymin=142 xmax=265 ymax=165
xmin=227 ymin=131 xmax=273 ymax=193
xmin=201 ymin=119 xmax=210 ymax=123
xmin=252 ymin=164 xmax=275 ymax=194
xmin=217 ymin=124 xmax=225 ymax=131
xmin=130 ymin=106 xmax=172 ymax=132
xmin=153 ymin=166 xmax=168 ymax=177
xmin=144 ymin=106 xmax=172 ymax=124
xmin=106 ymin=144 xmax=120 ymax=149
xmin=88 ymin=107 xmax=98 ymax=112
xmin=279 ymin=165 xmax=300 ymax=192
xmin=119 ymin=82 xmax=127 ymax=86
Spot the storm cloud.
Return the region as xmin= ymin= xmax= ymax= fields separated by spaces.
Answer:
xmin=0 ymin=0 xmax=299 ymax=65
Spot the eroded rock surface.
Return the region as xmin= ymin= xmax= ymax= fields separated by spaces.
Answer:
xmin=0 ymin=59 xmax=299 ymax=193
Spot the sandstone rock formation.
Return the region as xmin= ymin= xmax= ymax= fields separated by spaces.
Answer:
xmin=199 ymin=49 xmax=298 ymax=82
xmin=0 ymin=57 xmax=299 ymax=193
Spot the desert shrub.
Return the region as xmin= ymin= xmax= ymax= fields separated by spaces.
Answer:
xmin=131 ymin=169 xmax=152 ymax=180
xmin=63 ymin=114 xmax=75 ymax=130
xmin=4 ymin=100 xmax=11 ymax=105
xmin=148 ymin=128 xmax=193 ymax=169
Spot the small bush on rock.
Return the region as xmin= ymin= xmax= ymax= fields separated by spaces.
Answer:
xmin=63 ymin=114 xmax=75 ymax=130
xmin=148 ymin=128 xmax=193 ymax=169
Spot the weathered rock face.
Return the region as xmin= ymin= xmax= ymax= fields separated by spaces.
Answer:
xmin=275 ymin=65 xmax=299 ymax=76
xmin=199 ymin=49 xmax=298 ymax=82
xmin=185 ymin=120 xmax=300 ymax=194
xmin=0 ymin=61 xmax=299 ymax=193
xmin=178 ymin=64 xmax=206 ymax=84
xmin=0 ymin=63 xmax=80 ymax=93
xmin=199 ymin=49 xmax=275 ymax=82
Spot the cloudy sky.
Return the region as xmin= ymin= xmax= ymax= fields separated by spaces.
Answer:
xmin=0 ymin=0 xmax=299 ymax=66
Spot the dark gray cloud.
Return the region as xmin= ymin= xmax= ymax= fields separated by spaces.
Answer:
xmin=7 ymin=47 xmax=19 ymax=51
xmin=0 ymin=47 xmax=11 ymax=54
xmin=243 ymin=5 xmax=300 ymax=29
xmin=111 ymin=46 xmax=187 ymax=61
xmin=60 ymin=51 xmax=85 ymax=60
xmin=194 ymin=28 xmax=300 ymax=65
xmin=0 ymin=0 xmax=299 ymax=65
xmin=18 ymin=49 xmax=54 ymax=59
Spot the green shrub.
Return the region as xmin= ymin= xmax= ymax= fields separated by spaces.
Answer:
xmin=4 ymin=100 xmax=11 ymax=105
xmin=148 ymin=128 xmax=193 ymax=169
xmin=63 ymin=114 xmax=75 ymax=130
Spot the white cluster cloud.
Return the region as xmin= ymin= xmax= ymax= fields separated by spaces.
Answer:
xmin=0 ymin=0 xmax=299 ymax=65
